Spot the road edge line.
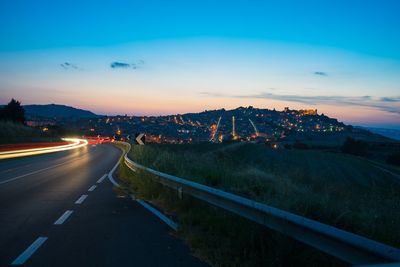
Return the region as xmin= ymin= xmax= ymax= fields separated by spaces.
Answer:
xmin=108 ymin=144 xmax=179 ymax=231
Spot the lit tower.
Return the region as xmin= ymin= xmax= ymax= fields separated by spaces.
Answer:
xmin=232 ymin=116 xmax=237 ymax=139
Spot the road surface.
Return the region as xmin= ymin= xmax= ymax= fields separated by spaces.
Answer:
xmin=0 ymin=144 xmax=206 ymax=266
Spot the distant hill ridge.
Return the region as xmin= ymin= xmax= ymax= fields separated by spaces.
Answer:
xmin=24 ymin=104 xmax=98 ymax=118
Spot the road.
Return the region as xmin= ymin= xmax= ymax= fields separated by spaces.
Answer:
xmin=0 ymin=144 xmax=206 ymax=266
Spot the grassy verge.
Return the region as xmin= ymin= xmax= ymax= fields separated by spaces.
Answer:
xmin=0 ymin=121 xmax=60 ymax=144
xmin=116 ymin=143 xmax=400 ymax=266
xmin=124 ymin=143 xmax=400 ymax=246
xmin=117 ymin=161 xmax=344 ymax=266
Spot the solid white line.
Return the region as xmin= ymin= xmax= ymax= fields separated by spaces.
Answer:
xmin=75 ymin=194 xmax=88 ymax=204
xmin=54 ymin=210 xmax=73 ymax=225
xmin=88 ymin=185 xmax=97 ymax=192
xmin=107 ymin=144 xmax=179 ymax=231
xmin=137 ymin=200 xmax=178 ymax=231
xmin=108 ymin=160 xmax=120 ymax=186
xmin=97 ymin=174 xmax=107 ymax=184
xmin=0 ymin=161 xmax=69 ymax=185
xmin=11 ymin=237 xmax=48 ymax=265
xmin=0 ymin=152 xmax=92 ymax=186
xmin=0 ymin=164 xmax=32 ymax=174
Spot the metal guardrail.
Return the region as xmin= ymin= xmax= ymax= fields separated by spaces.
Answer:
xmin=121 ymin=143 xmax=400 ymax=266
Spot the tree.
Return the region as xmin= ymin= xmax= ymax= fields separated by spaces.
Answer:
xmin=0 ymin=99 xmax=25 ymax=124
xmin=341 ymin=137 xmax=368 ymax=156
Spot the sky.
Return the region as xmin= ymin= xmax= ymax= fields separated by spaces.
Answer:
xmin=0 ymin=0 xmax=399 ymax=129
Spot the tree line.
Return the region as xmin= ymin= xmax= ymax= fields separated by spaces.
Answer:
xmin=0 ymin=99 xmax=25 ymax=124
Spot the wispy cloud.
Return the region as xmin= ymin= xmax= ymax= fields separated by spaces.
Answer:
xmin=200 ymin=91 xmax=400 ymax=115
xmin=380 ymin=97 xmax=400 ymax=102
xmin=110 ymin=60 xmax=144 ymax=70
xmin=60 ymin=62 xmax=79 ymax=70
xmin=314 ymin=71 xmax=327 ymax=76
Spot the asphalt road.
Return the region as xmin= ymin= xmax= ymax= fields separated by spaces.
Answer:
xmin=0 ymin=144 xmax=207 ymax=266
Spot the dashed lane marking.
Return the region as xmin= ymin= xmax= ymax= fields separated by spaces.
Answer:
xmin=11 ymin=237 xmax=48 ymax=265
xmin=75 ymin=194 xmax=88 ymax=204
xmin=54 ymin=210 xmax=73 ymax=225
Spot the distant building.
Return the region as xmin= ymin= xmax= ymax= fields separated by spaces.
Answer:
xmin=26 ymin=120 xmax=56 ymax=127
xmin=299 ymin=109 xmax=317 ymax=116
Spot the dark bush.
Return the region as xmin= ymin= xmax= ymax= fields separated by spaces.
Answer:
xmin=293 ymin=142 xmax=309 ymax=150
xmin=386 ymin=152 xmax=400 ymax=166
xmin=284 ymin=144 xmax=292 ymax=149
xmin=341 ymin=137 xmax=368 ymax=156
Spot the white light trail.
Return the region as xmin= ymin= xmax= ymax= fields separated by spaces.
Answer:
xmin=0 ymin=138 xmax=88 ymax=160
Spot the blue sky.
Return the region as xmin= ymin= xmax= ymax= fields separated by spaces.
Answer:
xmin=0 ymin=0 xmax=399 ymax=128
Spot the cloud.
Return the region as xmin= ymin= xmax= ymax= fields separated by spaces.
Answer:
xmin=200 ymin=91 xmax=400 ymax=115
xmin=199 ymin=92 xmax=225 ymax=97
xmin=110 ymin=60 xmax=144 ymax=70
xmin=380 ymin=97 xmax=400 ymax=102
xmin=314 ymin=71 xmax=327 ymax=76
xmin=60 ymin=62 xmax=78 ymax=70
xmin=110 ymin=62 xmax=131 ymax=69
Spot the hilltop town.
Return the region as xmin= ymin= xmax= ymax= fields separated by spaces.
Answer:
xmin=27 ymin=106 xmax=389 ymax=145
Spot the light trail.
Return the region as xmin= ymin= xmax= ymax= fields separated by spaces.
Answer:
xmin=0 ymin=138 xmax=88 ymax=160
xmin=249 ymin=119 xmax=259 ymax=136
xmin=209 ymin=116 xmax=222 ymax=142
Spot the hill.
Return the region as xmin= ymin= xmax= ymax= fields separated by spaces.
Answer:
xmin=94 ymin=106 xmax=392 ymax=144
xmin=0 ymin=121 xmax=60 ymax=144
xmin=364 ymin=127 xmax=400 ymax=141
xmin=24 ymin=104 xmax=98 ymax=119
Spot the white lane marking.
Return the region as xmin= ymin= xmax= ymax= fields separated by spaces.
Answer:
xmin=108 ymin=156 xmax=121 ymax=186
xmin=106 ymin=145 xmax=179 ymax=231
xmin=11 ymin=237 xmax=48 ymax=265
xmin=75 ymin=194 xmax=88 ymax=204
xmin=88 ymin=185 xmax=97 ymax=192
xmin=0 ymin=164 xmax=32 ymax=174
xmin=137 ymin=199 xmax=179 ymax=231
xmin=97 ymin=174 xmax=107 ymax=184
xmin=0 ymin=161 xmax=69 ymax=185
xmin=54 ymin=210 xmax=73 ymax=225
xmin=0 ymin=152 xmax=92 ymax=186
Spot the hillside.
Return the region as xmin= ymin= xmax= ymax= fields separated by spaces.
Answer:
xmin=0 ymin=121 xmax=60 ymax=144
xmin=24 ymin=104 xmax=98 ymax=119
xmin=119 ymin=142 xmax=400 ymax=266
xmin=92 ymin=106 xmax=392 ymax=144
xmin=364 ymin=127 xmax=400 ymax=141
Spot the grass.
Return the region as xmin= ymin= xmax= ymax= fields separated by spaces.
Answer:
xmin=117 ymin=142 xmax=400 ymax=266
xmin=0 ymin=121 xmax=60 ymax=144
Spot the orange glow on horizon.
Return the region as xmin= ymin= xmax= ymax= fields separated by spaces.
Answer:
xmin=10 ymin=89 xmax=398 ymax=127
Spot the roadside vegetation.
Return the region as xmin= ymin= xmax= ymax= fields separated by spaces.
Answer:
xmin=0 ymin=121 xmax=61 ymax=144
xmin=117 ymin=161 xmax=342 ymax=266
xmin=0 ymin=99 xmax=61 ymax=144
xmin=117 ymin=142 xmax=400 ymax=266
xmin=386 ymin=152 xmax=400 ymax=166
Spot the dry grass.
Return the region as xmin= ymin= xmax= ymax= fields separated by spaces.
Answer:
xmin=117 ymin=142 xmax=400 ymax=266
